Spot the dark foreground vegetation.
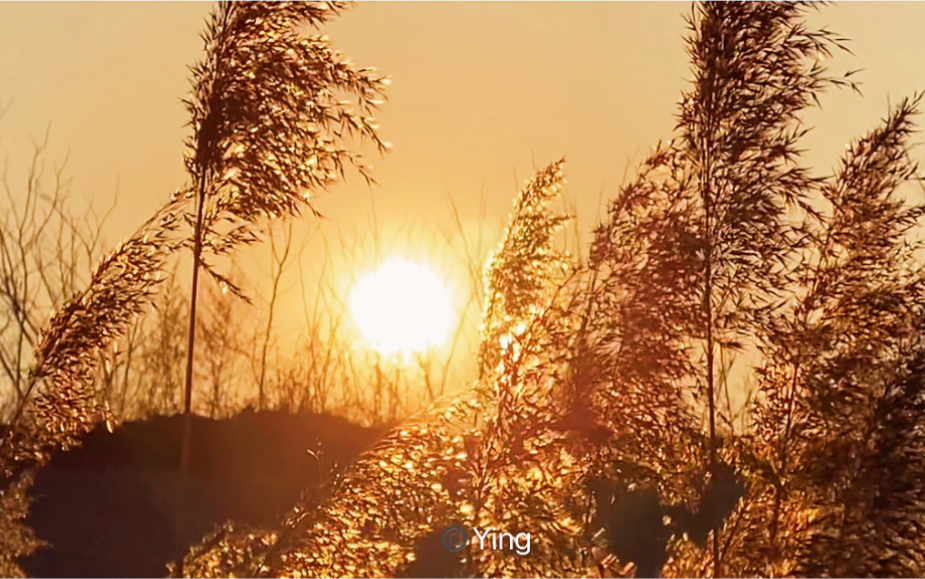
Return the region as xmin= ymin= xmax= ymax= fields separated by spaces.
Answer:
xmin=18 ymin=411 xmax=384 ymax=578
xmin=3 ymin=1 xmax=925 ymax=578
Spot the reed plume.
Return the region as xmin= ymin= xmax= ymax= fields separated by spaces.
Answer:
xmin=0 ymin=192 xmax=187 ymax=480
xmin=179 ymin=0 xmax=389 ymax=471
xmin=735 ymin=95 xmax=925 ymax=577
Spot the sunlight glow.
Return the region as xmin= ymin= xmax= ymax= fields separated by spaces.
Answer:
xmin=349 ymin=259 xmax=453 ymax=357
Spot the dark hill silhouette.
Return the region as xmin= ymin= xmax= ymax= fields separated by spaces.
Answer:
xmin=19 ymin=410 xmax=385 ymax=578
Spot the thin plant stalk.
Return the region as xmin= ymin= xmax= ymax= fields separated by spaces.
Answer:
xmin=180 ymin=172 xmax=208 ymax=474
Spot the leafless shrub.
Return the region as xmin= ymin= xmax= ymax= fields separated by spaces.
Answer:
xmin=134 ymin=270 xmax=191 ymax=417
xmin=0 ymin=123 xmax=117 ymax=412
xmin=197 ymin=276 xmax=250 ymax=418
xmin=0 ymin=103 xmax=189 ymax=482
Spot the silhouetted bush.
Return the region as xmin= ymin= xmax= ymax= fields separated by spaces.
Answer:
xmin=19 ymin=409 xmax=383 ymax=578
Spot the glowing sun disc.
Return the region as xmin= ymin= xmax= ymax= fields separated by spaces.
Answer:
xmin=349 ymin=259 xmax=452 ymax=356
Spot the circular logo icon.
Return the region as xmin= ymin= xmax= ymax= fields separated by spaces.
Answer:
xmin=442 ymin=526 xmax=468 ymax=552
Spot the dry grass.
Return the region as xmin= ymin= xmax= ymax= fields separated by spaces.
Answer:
xmin=4 ymin=2 xmax=925 ymax=578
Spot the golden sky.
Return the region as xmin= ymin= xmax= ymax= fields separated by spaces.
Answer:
xmin=2 ymin=2 xmax=925 ymax=344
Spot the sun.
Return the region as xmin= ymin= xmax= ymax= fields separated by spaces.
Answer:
xmin=349 ymin=259 xmax=453 ymax=357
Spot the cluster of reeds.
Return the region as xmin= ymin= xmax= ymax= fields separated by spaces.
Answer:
xmin=6 ymin=1 xmax=925 ymax=577
xmin=175 ymin=3 xmax=925 ymax=578
xmin=0 ymin=0 xmax=390 ymax=507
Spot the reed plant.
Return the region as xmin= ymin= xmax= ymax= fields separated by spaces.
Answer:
xmin=175 ymin=3 xmax=925 ymax=578
xmin=177 ymin=0 xmax=389 ymax=472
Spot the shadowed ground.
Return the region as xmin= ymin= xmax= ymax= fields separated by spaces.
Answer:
xmin=19 ymin=410 xmax=385 ymax=578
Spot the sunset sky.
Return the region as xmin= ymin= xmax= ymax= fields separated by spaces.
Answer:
xmin=2 ymin=2 xmax=925 ymax=346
